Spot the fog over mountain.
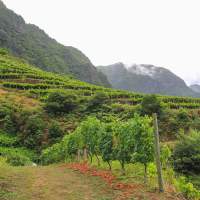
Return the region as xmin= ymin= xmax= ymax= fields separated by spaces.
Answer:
xmin=98 ymin=62 xmax=200 ymax=97
xmin=123 ymin=63 xmax=200 ymax=86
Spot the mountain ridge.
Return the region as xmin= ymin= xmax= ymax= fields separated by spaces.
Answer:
xmin=0 ymin=1 xmax=111 ymax=87
xmin=98 ymin=62 xmax=200 ymax=97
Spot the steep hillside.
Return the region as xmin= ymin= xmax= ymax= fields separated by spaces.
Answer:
xmin=98 ymin=63 xmax=199 ymax=97
xmin=1 ymin=49 xmax=200 ymax=110
xmin=0 ymin=0 xmax=110 ymax=87
xmin=1 ymin=50 xmax=200 ymax=200
xmin=98 ymin=63 xmax=159 ymax=94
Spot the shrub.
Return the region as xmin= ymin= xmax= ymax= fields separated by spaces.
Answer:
xmin=173 ymin=130 xmax=200 ymax=174
xmin=66 ymin=134 xmax=79 ymax=158
xmin=174 ymin=176 xmax=200 ymax=200
xmin=6 ymin=153 xmax=32 ymax=166
xmin=0 ymin=131 xmax=17 ymax=147
xmin=40 ymin=143 xmax=63 ymax=165
xmin=0 ymin=106 xmax=12 ymax=118
xmin=87 ymin=92 xmax=109 ymax=110
xmin=0 ymin=48 xmax=9 ymax=55
xmin=160 ymin=144 xmax=172 ymax=168
xmin=0 ymin=146 xmax=36 ymax=165
xmin=48 ymin=121 xmax=64 ymax=144
xmin=21 ymin=115 xmax=46 ymax=150
xmin=175 ymin=108 xmax=191 ymax=132
xmin=99 ymin=124 xmax=113 ymax=170
xmin=40 ymin=134 xmax=71 ymax=164
xmin=3 ymin=115 xmax=16 ymax=134
xmin=45 ymin=92 xmax=78 ymax=114
xmin=140 ymin=94 xmax=164 ymax=117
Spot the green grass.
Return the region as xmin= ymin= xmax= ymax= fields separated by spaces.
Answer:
xmin=0 ymin=161 xmax=123 ymax=200
xmin=90 ymin=156 xmax=174 ymax=190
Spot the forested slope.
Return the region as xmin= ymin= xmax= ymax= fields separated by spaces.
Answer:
xmin=0 ymin=0 xmax=110 ymax=87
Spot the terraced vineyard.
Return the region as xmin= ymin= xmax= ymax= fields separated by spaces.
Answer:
xmin=1 ymin=49 xmax=200 ymax=110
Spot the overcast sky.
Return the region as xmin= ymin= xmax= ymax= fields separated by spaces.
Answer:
xmin=3 ymin=0 xmax=200 ymax=85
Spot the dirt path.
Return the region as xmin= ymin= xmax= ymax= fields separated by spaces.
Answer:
xmin=0 ymin=164 xmax=183 ymax=200
xmin=0 ymin=165 xmax=122 ymax=200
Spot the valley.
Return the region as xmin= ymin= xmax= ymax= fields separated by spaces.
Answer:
xmin=0 ymin=1 xmax=200 ymax=199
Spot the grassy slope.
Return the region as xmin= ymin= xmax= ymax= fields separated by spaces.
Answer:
xmin=1 ymin=50 xmax=200 ymax=110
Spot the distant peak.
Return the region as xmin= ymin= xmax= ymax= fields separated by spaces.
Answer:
xmin=113 ymin=62 xmax=124 ymax=66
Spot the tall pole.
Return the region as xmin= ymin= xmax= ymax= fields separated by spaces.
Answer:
xmin=153 ymin=113 xmax=164 ymax=192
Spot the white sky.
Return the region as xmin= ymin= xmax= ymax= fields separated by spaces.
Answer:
xmin=2 ymin=0 xmax=200 ymax=85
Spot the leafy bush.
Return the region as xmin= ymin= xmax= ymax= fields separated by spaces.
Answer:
xmin=173 ymin=130 xmax=200 ymax=174
xmin=66 ymin=133 xmax=80 ymax=158
xmin=45 ymin=92 xmax=78 ymax=114
xmin=78 ymin=117 xmax=103 ymax=164
xmin=0 ymin=131 xmax=17 ymax=147
xmin=40 ymin=143 xmax=64 ymax=165
xmin=48 ymin=121 xmax=64 ymax=144
xmin=0 ymin=104 xmax=16 ymax=134
xmin=6 ymin=153 xmax=32 ymax=166
xmin=21 ymin=115 xmax=46 ymax=150
xmin=140 ymin=94 xmax=164 ymax=117
xmin=174 ymin=176 xmax=200 ymax=200
xmin=160 ymin=144 xmax=172 ymax=168
xmin=2 ymin=115 xmax=16 ymax=134
xmin=0 ymin=48 xmax=8 ymax=55
xmin=131 ymin=114 xmax=154 ymax=181
xmin=99 ymin=124 xmax=113 ymax=170
xmin=0 ymin=105 xmax=12 ymax=119
xmin=0 ymin=146 xmax=36 ymax=166
xmin=175 ymin=108 xmax=191 ymax=131
xmin=40 ymin=134 xmax=71 ymax=164
xmin=87 ymin=92 xmax=109 ymax=110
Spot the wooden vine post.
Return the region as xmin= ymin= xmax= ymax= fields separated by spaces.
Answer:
xmin=153 ymin=113 xmax=164 ymax=192
xmin=83 ymin=148 xmax=88 ymax=161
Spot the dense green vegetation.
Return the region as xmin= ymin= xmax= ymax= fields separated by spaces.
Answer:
xmin=1 ymin=50 xmax=200 ymax=199
xmin=40 ymin=115 xmax=154 ymax=177
xmin=40 ymin=115 xmax=200 ymax=200
xmin=1 ymin=50 xmax=200 ymax=111
xmin=0 ymin=1 xmax=110 ymax=87
xmin=173 ymin=130 xmax=200 ymax=174
xmin=1 ymin=2 xmax=200 ymax=199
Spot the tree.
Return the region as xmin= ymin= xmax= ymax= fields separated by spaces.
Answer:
xmin=173 ymin=130 xmax=200 ymax=174
xmin=113 ymin=120 xmax=136 ymax=175
xmin=176 ymin=108 xmax=191 ymax=132
xmin=99 ymin=123 xmax=113 ymax=170
xmin=21 ymin=115 xmax=46 ymax=151
xmin=48 ymin=121 xmax=64 ymax=144
xmin=78 ymin=117 xmax=103 ymax=165
xmin=45 ymin=92 xmax=78 ymax=115
xmin=141 ymin=95 xmax=163 ymax=117
xmin=87 ymin=92 xmax=109 ymax=110
xmin=67 ymin=133 xmax=79 ymax=159
xmin=132 ymin=114 xmax=154 ymax=183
